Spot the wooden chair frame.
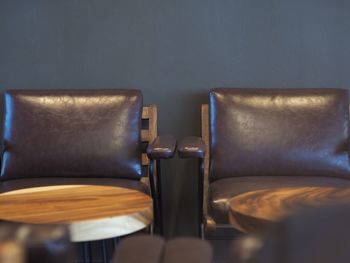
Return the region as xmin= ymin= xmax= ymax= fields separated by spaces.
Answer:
xmin=141 ymin=105 xmax=157 ymax=171
xmin=141 ymin=105 xmax=164 ymax=233
xmin=201 ymin=104 xmax=210 ymax=217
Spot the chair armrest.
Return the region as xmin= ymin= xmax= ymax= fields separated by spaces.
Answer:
xmin=178 ymin=136 xmax=206 ymax=159
xmin=147 ymin=135 xmax=176 ymax=159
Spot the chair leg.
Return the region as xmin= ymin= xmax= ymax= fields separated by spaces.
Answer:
xmin=149 ymin=223 xmax=154 ymax=235
xmin=198 ymin=158 xmax=205 ymax=238
xmin=156 ymin=160 xmax=163 ymax=235
xmin=113 ymin=237 xmax=120 ymax=249
xmin=83 ymin=242 xmax=91 ymax=263
xmin=201 ymin=223 xmax=205 ymax=240
xmin=102 ymin=240 xmax=108 ymax=263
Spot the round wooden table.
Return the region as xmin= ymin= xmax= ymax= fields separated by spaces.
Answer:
xmin=0 ymin=185 xmax=153 ymax=242
xmin=229 ymin=186 xmax=350 ymax=233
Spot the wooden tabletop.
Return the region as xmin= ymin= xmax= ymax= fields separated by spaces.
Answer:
xmin=229 ymin=186 xmax=350 ymax=233
xmin=0 ymin=185 xmax=153 ymax=242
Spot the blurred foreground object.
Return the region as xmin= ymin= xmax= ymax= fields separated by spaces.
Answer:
xmin=113 ymin=235 xmax=213 ymax=263
xmin=0 ymin=222 xmax=73 ymax=263
xmin=230 ymin=205 xmax=350 ymax=263
xmin=0 ymin=242 xmax=24 ymax=263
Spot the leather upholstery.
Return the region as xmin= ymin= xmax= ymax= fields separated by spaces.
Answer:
xmin=178 ymin=136 xmax=206 ymax=159
xmin=0 ymin=222 xmax=73 ymax=263
xmin=209 ymin=176 xmax=350 ymax=224
xmin=147 ymin=135 xmax=177 ymax=159
xmin=1 ymin=89 xmax=143 ymax=181
xmin=209 ymin=88 xmax=350 ymax=182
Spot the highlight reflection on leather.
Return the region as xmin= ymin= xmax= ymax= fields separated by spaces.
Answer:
xmin=1 ymin=89 xmax=143 ymax=180
xmin=209 ymin=88 xmax=350 ymax=182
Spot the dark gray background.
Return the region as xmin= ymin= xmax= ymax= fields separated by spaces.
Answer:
xmin=1 ymin=0 xmax=349 ymax=237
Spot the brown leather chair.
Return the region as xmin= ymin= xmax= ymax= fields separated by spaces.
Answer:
xmin=0 ymin=89 xmax=176 ymax=236
xmin=178 ymin=88 xmax=350 ymax=237
xmin=229 ymin=205 xmax=350 ymax=263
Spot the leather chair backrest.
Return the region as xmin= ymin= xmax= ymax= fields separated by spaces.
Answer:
xmin=209 ymin=88 xmax=350 ymax=182
xmin=1 ymin=89 xmax=143 ymax=181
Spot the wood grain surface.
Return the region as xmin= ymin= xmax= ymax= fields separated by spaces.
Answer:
xmin=0 ymin=185 xmax=153 ymax=242
xmin=229 ymin=186 xmax=350 ymax=233
xmin=141 ymin=105 xmax=157 ymax=187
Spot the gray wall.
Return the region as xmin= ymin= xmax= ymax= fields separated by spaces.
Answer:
xmin=1 ymin=0 xmax=349 ymax=236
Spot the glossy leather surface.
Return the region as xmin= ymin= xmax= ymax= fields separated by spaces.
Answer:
xmin=178 ymin=136 xmax=206 ymax=159
xmin=1 ymin=89 xmax=143 ymax=181
xmin=147 ymin=135 xmax=176 ymax=159
xmin=0 ymin=222 xmax=73 ymax=263
xmin=209 ymin=176 xmax=350 ymax=224
xmin=209 ymin=88 xmax=350 ymax=182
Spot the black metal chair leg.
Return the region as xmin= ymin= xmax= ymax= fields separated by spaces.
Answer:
xmin=83 ymin=242 xmax=91 ymax=263
xmin=150 ymin=223 xmax=154 ymax=235
xmin=102 ymin=240 xmax=108 ymax=263
xmin=156 ymin=159 xmax=163 ymax=235
xmin=113 ymin=237 xmax=120 ymax=249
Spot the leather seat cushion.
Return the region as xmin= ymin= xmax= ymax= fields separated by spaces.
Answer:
xmin=0 ymin=177 xmax=149 ymax=194
xmin=209 ymin=176 xmax=350 ymax=224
